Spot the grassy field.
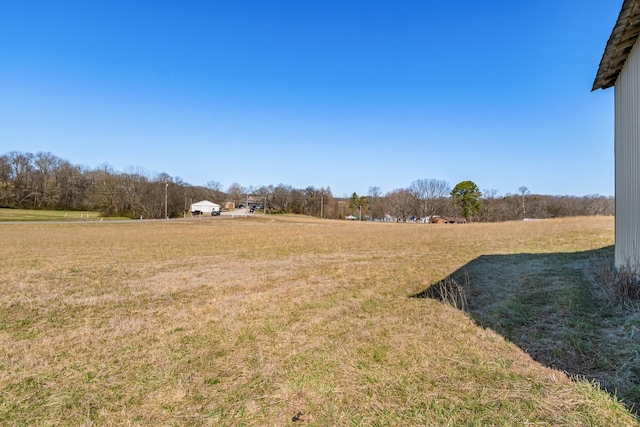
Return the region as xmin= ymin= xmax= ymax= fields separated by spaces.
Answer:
xmin=1 ymin=215 xmax=638 ymax=426
xmin=0 ymin=208 xmax=128 ymax=222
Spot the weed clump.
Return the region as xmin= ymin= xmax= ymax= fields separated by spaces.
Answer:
xmin=613 ymin=264 xmax=640 ymax=301
xmin=415 ymin=273 xmax=469 ymax=311
xmin=592 ymin=257 xmax=640 ymax=304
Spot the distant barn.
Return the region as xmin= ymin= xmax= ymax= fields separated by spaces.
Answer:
xmin=593 ymin=0 xmax=640 ymax=268
xmin=190 ymin=200 xmax=220 ymax=215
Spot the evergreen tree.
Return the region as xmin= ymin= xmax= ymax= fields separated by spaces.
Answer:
xmin=349 ymin=192 xmax=367 ymax=220
xmin=451 ymin=181 xmax=482 ymax=222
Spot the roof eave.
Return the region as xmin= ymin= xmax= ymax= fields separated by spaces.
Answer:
xmin=593 ymin=0 xmax=640 ymax=91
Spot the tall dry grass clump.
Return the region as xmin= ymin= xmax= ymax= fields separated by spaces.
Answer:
xmin=414 ymin=272 xmax=469 ymax=311
xmin=613 ymin=263 xmax=640 ymax=301
xmin=590 ymin=254 xmax=640 ymax=303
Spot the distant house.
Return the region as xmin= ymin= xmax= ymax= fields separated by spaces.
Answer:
xmin=190 ymin=200 xmax=220 ymax=215
xmin=432 ymin=216 xmax=467 ymax=224
xmin=593 ymin=0 xmax=640 ymax=268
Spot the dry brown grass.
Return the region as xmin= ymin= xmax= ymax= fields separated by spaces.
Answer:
xmin=0 ymin=215 xmax=637 ymax=425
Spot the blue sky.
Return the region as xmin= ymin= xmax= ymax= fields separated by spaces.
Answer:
xmin=0 ymin=1 xmax=620 ymax=197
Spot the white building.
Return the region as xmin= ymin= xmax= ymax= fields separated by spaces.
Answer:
xmin=593 ymin=0 xmax=640 ymax=268
xmin=190 ymin=200 xmax=220 ymax=215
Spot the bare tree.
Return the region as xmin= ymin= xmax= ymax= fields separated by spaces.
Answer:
xmin=583 ymin=194 xmax=613 ymax=216
xmin=0 ymin=155 xmax=11 ymax=206
xmin=368 ymin=186 xmax=382 ymax=199
xmin=120 ymin=171 xmax=148 ymax=218
xmin=303 ymin=186 xmax=322 ymax=216
xmin=33 ymin=152 xmax=60 ymax=207
xmin=87 ymin=165 xmax=123 ymax=216
xmin=320 ymin=187 xmax=335 ymax=218
xmin=385 ymin=188 xmax=416 ymax=222
xmin=54 ymin=161 xmax=88 ymax=209
xmin=410 ymin=178 xmax=451 ymax=220
xmin=252 ymin=185 xmax=273 ymax=212
xmin=368 ymin=186 xmax=385 ymax=220
xmin=7 ymin=151 xmax=35 ymax=206
xmin=289 ymin=188 xmax=305 ymax=213
xmin=479 ymin=189 xmax=500 ymax=222
xmin=227 ymin=182 xmax=246 ymax=205
xmin=206 ymin=180 xmax=222 ymax=191
xmin=518 ymin=186 xmax=529 ymax=219
xmin=501 ymin=193 xmax=522 ymax=220
xmin=271 ymin=184 xmax=292 ymax=212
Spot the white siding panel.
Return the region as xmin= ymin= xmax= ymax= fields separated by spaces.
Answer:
xmin=615 ymin=39 xmax=640 ymax=268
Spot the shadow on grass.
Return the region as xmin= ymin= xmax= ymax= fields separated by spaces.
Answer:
xmin=412 ymin=245 xmax=640 ymax=412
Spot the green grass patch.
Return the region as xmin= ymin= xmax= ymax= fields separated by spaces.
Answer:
xmin=0 ymin=207 xmax=129 ymax=221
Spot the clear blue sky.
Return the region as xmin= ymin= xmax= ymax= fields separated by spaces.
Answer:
xmin=0 ymin=0 xmax=620 ymax=197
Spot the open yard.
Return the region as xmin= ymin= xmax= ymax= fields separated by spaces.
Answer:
xmin=0 ymin=215 xmax=638 ymax=426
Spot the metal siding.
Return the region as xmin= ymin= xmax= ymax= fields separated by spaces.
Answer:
xmin=615 ymin=38 xmax=640 ymax=268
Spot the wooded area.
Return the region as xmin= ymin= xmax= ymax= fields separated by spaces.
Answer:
xmin=0 ymin=151 xmax=614 ymax=221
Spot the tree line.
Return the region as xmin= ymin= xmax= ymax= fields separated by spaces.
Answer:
xmin=0 ymin=151 xmax=614 ymax=221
